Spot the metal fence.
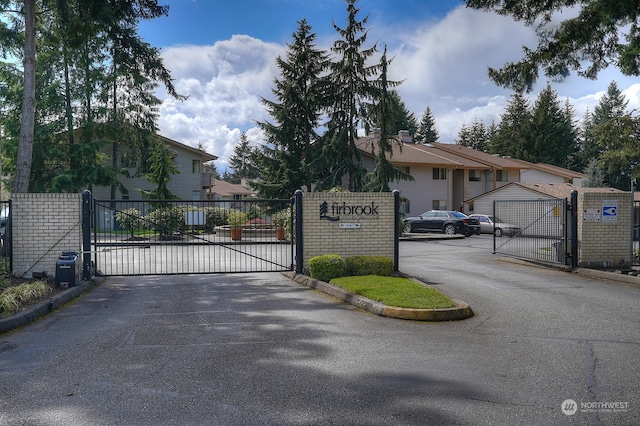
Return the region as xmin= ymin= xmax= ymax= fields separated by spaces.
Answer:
xmin=493 ymin=198 xmax=568 ymax=266
xmin=92 ymin=198 xmax=294 ymax=276
xmin=634 ymin=199 xmax=639 ymax=266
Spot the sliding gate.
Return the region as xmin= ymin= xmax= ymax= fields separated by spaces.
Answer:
xmin=493 ymin=198 xmax=569 ymax=266
xmin=92 ymin=198 xmax=294 ymax=276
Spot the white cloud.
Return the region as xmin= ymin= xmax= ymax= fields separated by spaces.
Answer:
xmin=156 ymin=35 xmax=283 ymax=171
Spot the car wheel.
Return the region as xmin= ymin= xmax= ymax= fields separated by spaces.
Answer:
xmin=403 ymin=222 xmax=413 ymax=234
xmin=494 ymin=228 xmax=503 ymax=237
xmin=444 ymin=224 xmax=456 ymax=235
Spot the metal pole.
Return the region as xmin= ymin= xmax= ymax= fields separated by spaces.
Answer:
xmin=294 ymin=189 xmax=303 ymax=274
xmin=570 ymin=190 xmax=578 ymax=270
xmin=82 ymin=190 xmax=92 ymax=280
xmin=393 ymin=190 xmax=399 ymax=273
xmin=631 ymin=179 xmax=636 ymax=268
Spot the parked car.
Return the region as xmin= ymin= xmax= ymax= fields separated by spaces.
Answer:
xmin=469 ymin=214 xmax=521 ymax=237
xmin=403 ymin=210 xmax=481 ymax=236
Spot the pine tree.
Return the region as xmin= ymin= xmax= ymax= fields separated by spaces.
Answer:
xmin=489 ymin=92 xmax=531 ymax=159
xmin=320 ymin=0 xmax=377 ymax=191
xmin=457 ymin=118 xmax=491 ymax=152
xmin=140 ymin=141 xmax=180 ymax=200
xmin=414 ymin=106 xmax=439 ymax=144
xmin=253 ymin=19 xmax=329 ymax=198
xmin=228 ymin=132 xmax=260 ymax=183
xmin=364 ymin=46 xmax=413 ymax=191
xmin=526 ymin=84 xmax=576 ymax=167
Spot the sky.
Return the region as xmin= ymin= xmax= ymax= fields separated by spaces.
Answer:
xmin=138 ymin=0 xmax=640 ymax=173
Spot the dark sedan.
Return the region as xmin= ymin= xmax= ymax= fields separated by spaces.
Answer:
xmin=403 ymin=210 xmax=481 ymax=236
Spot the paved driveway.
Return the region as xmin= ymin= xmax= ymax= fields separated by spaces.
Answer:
xmin=0 ymin=235 xmax=638 ymax=425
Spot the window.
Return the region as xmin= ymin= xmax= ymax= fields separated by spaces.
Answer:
xmin=400 ymin=199 xmax=410 ymax=214
xmin=469 ymin=169 xmax=481 ymax=182
xmin=401 ymin=166 xmax=410 ymax=175
xmin=432 ymin=200 xmax=446 ymax=210
xmin=432 ymin=168 xmax=447 ymax=180
xmin=192 ymin=160 xmax=201 ymax=173
xmin=192 ymin=190 xmax=201 ymax=200
xmin=496 ymin=170 xmax=508 ymax=182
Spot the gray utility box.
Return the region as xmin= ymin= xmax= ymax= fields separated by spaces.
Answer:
xmin=55 ymin=251 xmax=80 ymax=289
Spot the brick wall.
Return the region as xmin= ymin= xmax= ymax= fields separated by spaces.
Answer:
xmin=301 ymin=192 xmax=396 ymax=272
xmin=11 ymin=193 xmax=82 ymax=278
xmin=578 ymin=192 xmax=633 ymax=268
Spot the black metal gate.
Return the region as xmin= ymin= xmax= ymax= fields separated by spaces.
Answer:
xmin=92 ymin=197 xmax=294 ymax=276
xmin=493 ymin=198 xmax=569 ymax=266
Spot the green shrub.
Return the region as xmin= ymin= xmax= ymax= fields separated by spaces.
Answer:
xmin=204 ymin=207 xmax=230 ymax=229
xmin=227 ymin=209 xmax=248 ymax=228
xmin=345 ymin=255 xmax=394 ymax=277
xmin=146 ymin=206 xmax=185 ymax=236
xmin=115 ymin=208 xmax=143 ymax=238
xmin=309 ymin=254 xmax=345 ymax=282
xmin=0 ymin=280 xmax=52 ymax=316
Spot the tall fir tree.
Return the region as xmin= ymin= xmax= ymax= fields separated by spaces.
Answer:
xmin=253 ymin=19 xmax=329 ymax=198
xmin=414 ymin=106 xmax=439 ymax=144
xmin=320 ymin=0 xmax=377 ymax=191
xmin=457 ymin=117 xmax=490 ymax=152
xmin=526 ymin=84 xmax=576 ymax=167
xmin=363 ymin=46 xmax=413 ymax=191
xmin=228 ymin=132 xmax=260 ymax=184
xmin=489 ymin=92 xmax=531 ymax=159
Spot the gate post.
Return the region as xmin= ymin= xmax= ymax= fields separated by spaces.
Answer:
xmin=570 ymin=190 xmax=578 ymax=270
xmin=295 ymin=189 xmax=303 ymax=274
xmin=393 ymin=190 xmax=399 ymax=273
xmin=82 ymin=190 xmax=92 ymax=280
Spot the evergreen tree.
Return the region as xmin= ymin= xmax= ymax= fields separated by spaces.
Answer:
xmin=364 ymin=46 xmax=413 ymax=191
xmin=466 ymin=0 xmax=640 ymax=91
xmin=526 ymin=84 xmax=576 ymax=167
xmin=368 ymin=91 xmax=417 ymax=137
xmin=457 ymin=118 xmax=491 ymax=152
xmin=582 ymin=158 xmax=606 ymax=187
xmin=594 ymin=114 xmax=640 ymax=190
xmin=414 ymin=106 xmax=439 ymax=144
xmin=253 ymin=19 xmax=329 ymax=198
xmin=140 ymin=141 xmax=180 ymax=200
xmin=489 ymin=92 xmax=531 ymax=158
xmin=320 ymin=0 xmax=377 ymax=191
xmin=228 ymin=132 xmax=260 ymax=182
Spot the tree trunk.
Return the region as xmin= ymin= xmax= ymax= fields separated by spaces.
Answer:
xmin=13 ymin=0 xmax=36 ymax=193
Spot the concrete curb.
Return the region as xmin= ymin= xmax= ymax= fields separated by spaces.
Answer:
xmin=0 ymin=277 xmax=105 ymax=335
xmin=574 ymin=268 xmax=640 ymax=288
xmin=282 ymin=271 xmax=474 ymax=321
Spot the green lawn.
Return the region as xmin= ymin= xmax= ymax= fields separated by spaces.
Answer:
xmin=329 ymin=275 xmax=455 ymax=309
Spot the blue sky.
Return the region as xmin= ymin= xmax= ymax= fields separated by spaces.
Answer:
xmin=137 ymin=0 xmax=640 ymax=172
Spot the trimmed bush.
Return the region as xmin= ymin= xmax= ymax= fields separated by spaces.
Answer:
xmin=345 ymin=255 xmax=394 ymax=277
xmin=146 ymin=206 xmax=185 ymax=236
xmin=308 ymin=254 xmax=345 ymax=282
xmin=115 ymin=208 xmax=143 ymax=238
xmin=204 ymin=207 xmax=230 ymax=229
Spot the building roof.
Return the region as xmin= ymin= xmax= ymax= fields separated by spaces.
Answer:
xmin=355 ymin=136 xmax=490 ymax=169
xmin=466 ymin=182 xmax=625 ymax=203
xmin=207 ymin=179 xmax=254 ymax=197
xmin=429 ymin=143 xmax=529 ymax=170
xmin=509 ymin=159 xmax=586 ymax=179
xmin=157 ymin=134 xmax=217 ymax=162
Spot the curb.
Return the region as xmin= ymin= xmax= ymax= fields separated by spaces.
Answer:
xmin=282 ymin=271 xmax=474 ymax=321
xmin=0 ymin=277 xmax=105 ymax=335
xmin=574 ymin=268 xmax=640 ymax=288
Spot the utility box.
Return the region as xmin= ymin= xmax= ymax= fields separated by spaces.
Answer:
xmin=55 ymin=251 xmax=80 ymax=289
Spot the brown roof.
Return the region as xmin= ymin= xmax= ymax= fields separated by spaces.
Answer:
xmin=509 ymin=159 xmax=586 ymax=179
xmin=466 ymin=182 xmax=625 ymax=202
xmin=207 ymin=179 xmax=254 ymax=197
xmin=355 ymin=136 xmax=490 ymax=169
xmin=429 ymin=143 xmax=529 ymax=170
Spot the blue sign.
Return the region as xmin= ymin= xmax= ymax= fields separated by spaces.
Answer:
xmin=602 ymin=200 xmax=618 ymax=223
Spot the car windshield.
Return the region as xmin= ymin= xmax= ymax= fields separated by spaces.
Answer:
xmin=489 ymin=216 xmax=504 ymax=223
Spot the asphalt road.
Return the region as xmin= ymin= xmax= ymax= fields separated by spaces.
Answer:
xmin=0 ymin=234 xmax=638 ymax=425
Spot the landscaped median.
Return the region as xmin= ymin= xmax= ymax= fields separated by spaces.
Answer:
xmin=283 ymin=271 xmax=474 ymax=321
